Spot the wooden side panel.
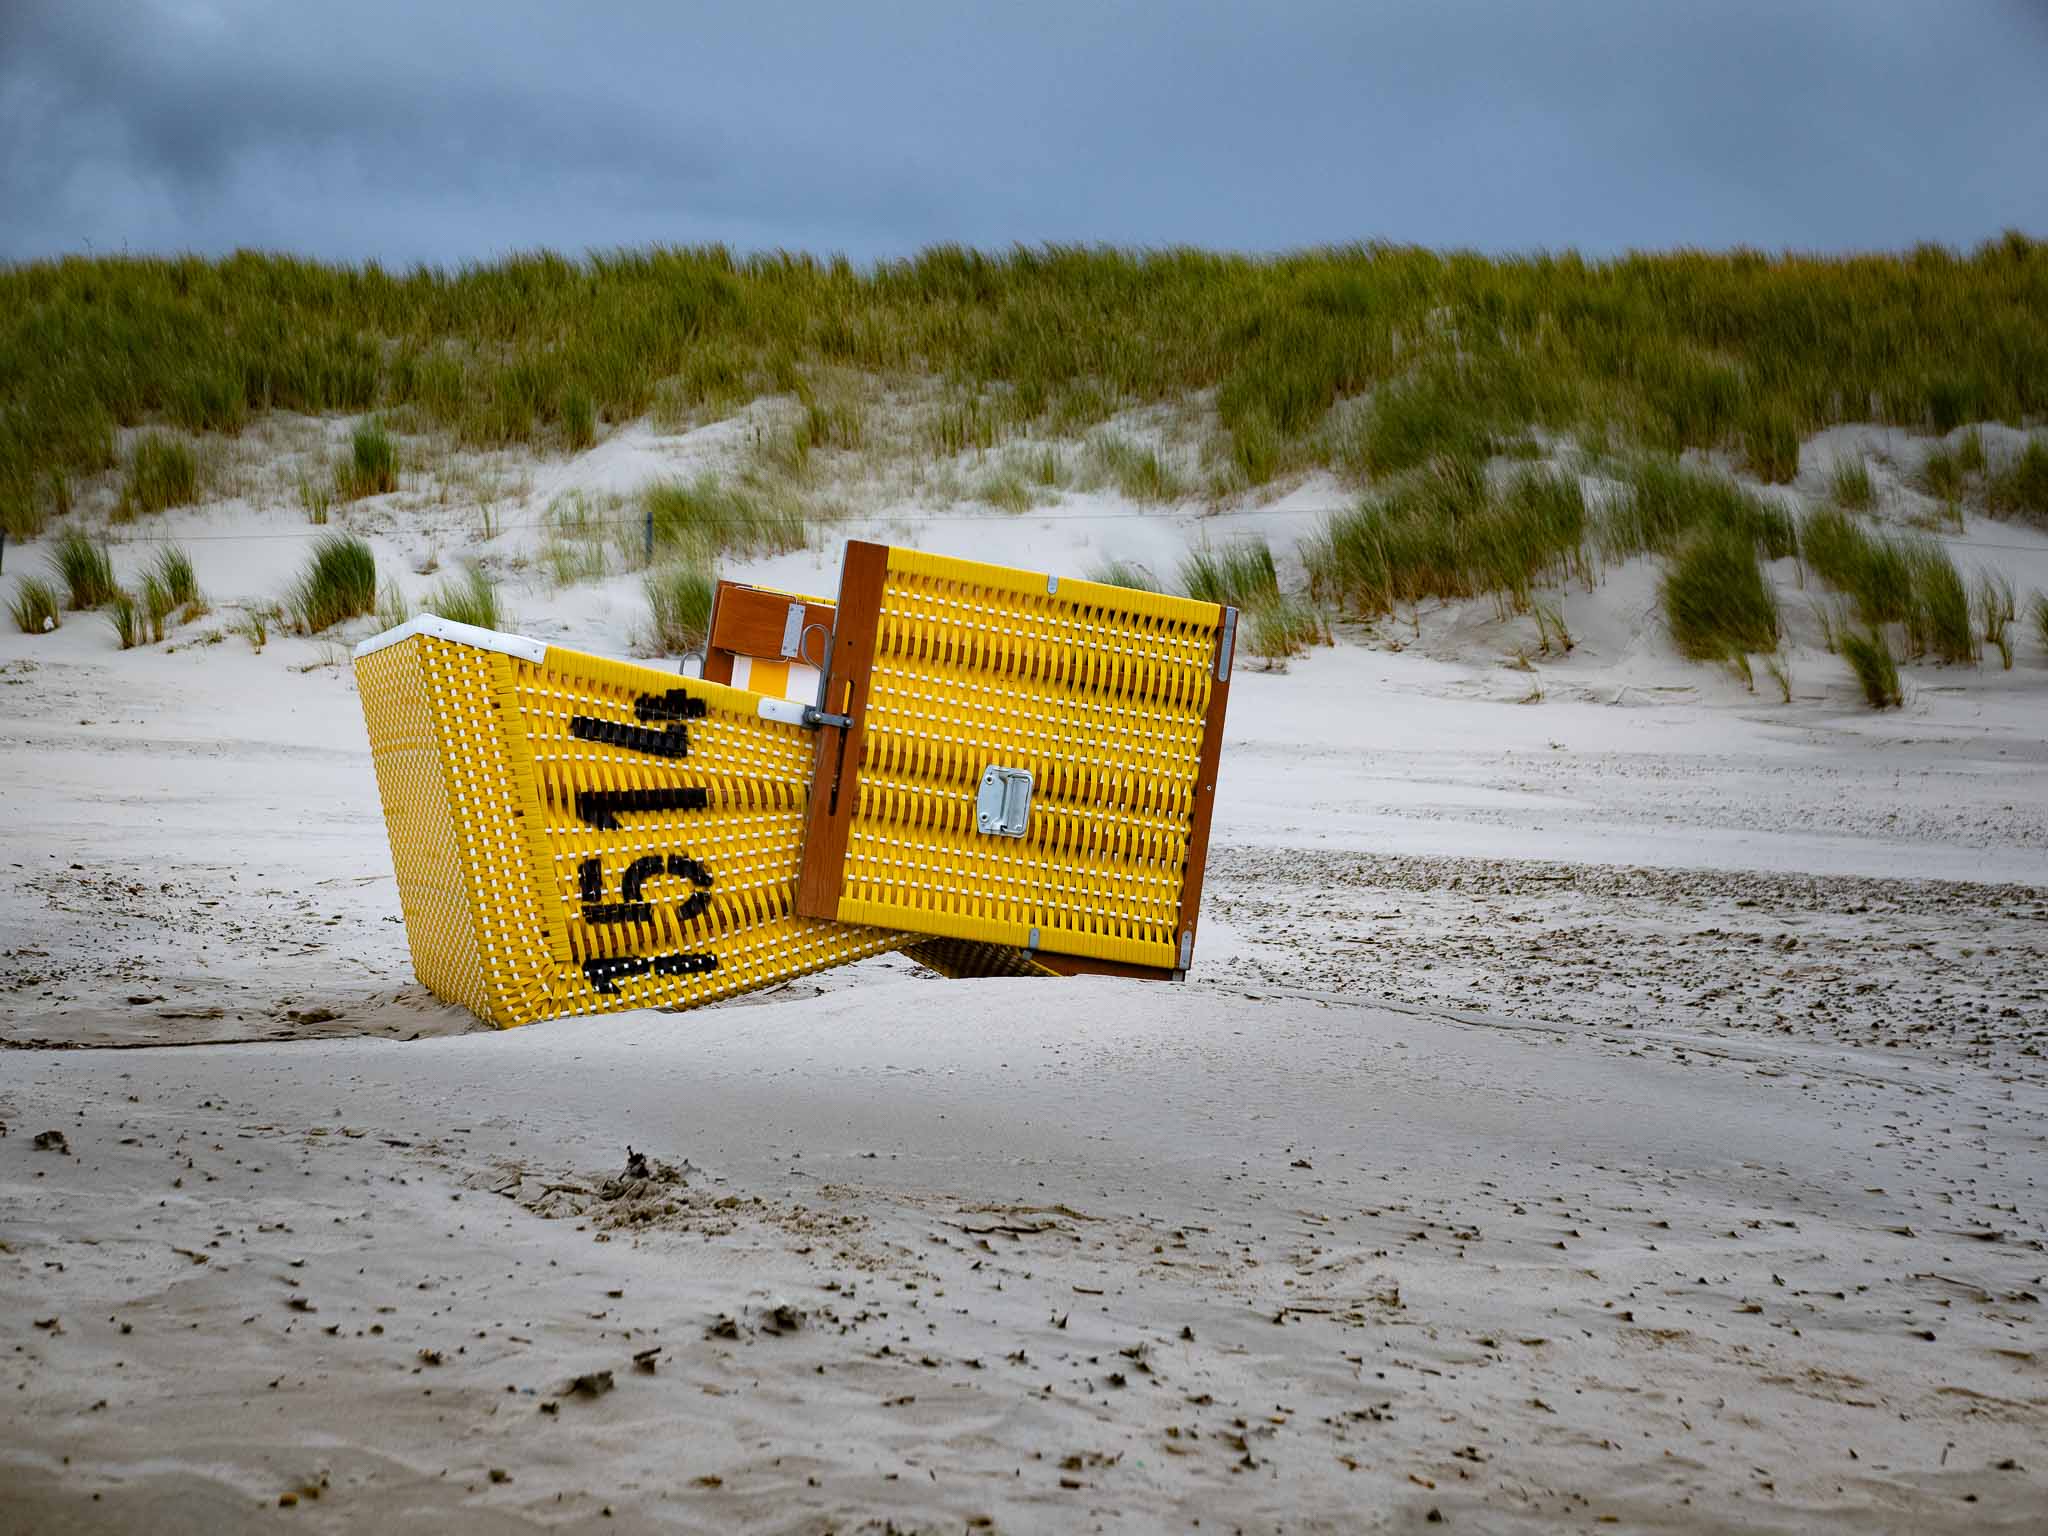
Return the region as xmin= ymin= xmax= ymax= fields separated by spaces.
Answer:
xmin=795 ymin=541 xmax=889 ymax=921
xmin=1170 ymin=607 xmax=1235 ymax=965
xmin=700 ymin=581 xmax=734 ymax=685
xmin=708 ymin=581 xmax=836 ymax=673
xmin=1032 ymin=952 xmax=1181 ymax=982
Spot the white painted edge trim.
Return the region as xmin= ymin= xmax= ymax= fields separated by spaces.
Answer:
xmin=753 ymin=696 xmax=809 ymax=727
xmin=351 ymin=614 xmax=549 ymax=665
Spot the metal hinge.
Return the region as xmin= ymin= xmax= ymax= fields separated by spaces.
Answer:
xmin=754 ymin=698 xmax=852 ymax=730
xmin=976 ymin=765 xmax=1034 ymax=837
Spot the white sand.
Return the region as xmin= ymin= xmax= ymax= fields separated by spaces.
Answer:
xmin=2 ymin=418 xmax=2046 ymax=1530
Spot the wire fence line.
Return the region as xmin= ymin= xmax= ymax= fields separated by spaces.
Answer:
xmin=4 ymin=502 xmax=1313 ymax=546
xmin=19 ymin=508 xmax=2046 ymax=558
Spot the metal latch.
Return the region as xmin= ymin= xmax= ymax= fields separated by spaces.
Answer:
xmin=779 ymin=601 xmax=805 ymax=659
xmin=753 ymin=697 xmax=852 ymax=730
xmin=975 ymin=765 xmax=1034 ymax=838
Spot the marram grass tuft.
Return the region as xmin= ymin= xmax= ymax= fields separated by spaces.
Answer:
xmin=8 ymin=576 xmax=62 ymax=634
xmin=643 ymin=560 xmax=715 ymax=654
xmin=288 ymin=534 xmax=377 ymax=634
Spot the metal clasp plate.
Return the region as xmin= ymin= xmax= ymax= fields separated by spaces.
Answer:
xmin=1216 ymin=607 xmax=1238 ymax=680
xmin=975 ymin=765 xmax=1034 ymax=838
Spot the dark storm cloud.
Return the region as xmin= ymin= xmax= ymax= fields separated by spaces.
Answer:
xmin=3 ymin=0 xmax=2044 ymax=265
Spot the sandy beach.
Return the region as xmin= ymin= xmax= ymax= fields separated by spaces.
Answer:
xmin=4 ymin=413 xmax=2047 ymax=1532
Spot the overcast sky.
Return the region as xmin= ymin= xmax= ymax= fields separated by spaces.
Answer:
xmin=3 ymin=1 xmax=2045 ymax=267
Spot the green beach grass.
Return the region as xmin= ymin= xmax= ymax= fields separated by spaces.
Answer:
xmin=5 ymin=239 xmax=2045 ymax=538
xmin=644 ymin=560 xmax=716 ymax=654
xmin=287 ymin=533 xmax=377 ymax=634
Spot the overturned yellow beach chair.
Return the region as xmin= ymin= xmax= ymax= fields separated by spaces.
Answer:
xmin=353 ymin=542 xmax=1236 ymax=1028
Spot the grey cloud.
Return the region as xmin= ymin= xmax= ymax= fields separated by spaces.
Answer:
xmin=2 ymin=0 xmax=2044 ymax=265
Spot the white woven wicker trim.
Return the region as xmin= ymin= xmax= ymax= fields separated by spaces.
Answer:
xmin=753 ymin=696 xmax=809 ymax=726
xmin=352 ymin=614 xmax=549 ymax=665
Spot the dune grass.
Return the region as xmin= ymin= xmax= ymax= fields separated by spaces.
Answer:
xmin=1955 ymin=427 xmax=1987 ymax=474
xmin=1083 ymin=433 xmax=1184 ymax=502
xmin=1180 ymin=539 xmax=1280 ymax=608
xmin=1485 ymin=453 xmax=1792 ymax=668
xmin=3 ymin=243 xmax=2043 ymax=683
xmin=335 ymin=419 xmax=398 ymax=500
xmin=1918 ymin=446 xmax=1963 ymax=502
xmin=6 ymin=240 xmax=2048 ymax=538
xmin=2032 ymin=591 xmax=2048 ymax=658
xmin=1986 ymin=437 xmax=2048 ymax=528
xmin=1529 ymin=597 xmax=1573 ymax=656
xmin=45 ymin=527 xmax=118 ymax=609
xmin=1659 ymin=526 xmax=1780 ymax=661
xmin=1488 ymin=468 xmax=1593 ymax=608
xmin=1801 ymin=506 xmax=1975 ymax=660
xmin=1086 ymin=557 xmax=1162 ymax=592
xmin=298 ymin=473 xmax=334 ymax=524
xmin=1827 ymin=456 xmax=1875 ymax=509
xmin=1840 ymin=627 xmax=1903 ymax=708
xmin=1336 ymin=363 xmax=1514 ymax=480
xmin=1244 ymin=593 xmax=1325 ymax=660
xmin=117 ymin=433 xmax=199 ymax=519
xmin=8 ymin=575 xmax=61 ymax=633
xmin=801 ymin=393 xmax=869 ymax=453
xmin=924 ymin=395 xmax=1010 ymax=459
xmin=375 ymin=579 xmax=410 ymax=633
xmin=543 ymin=537 xmax=608 ymax=585
xmin=1604 ymin=457 xmax=1793 ymax=561
xmin=1744 ymin=407 xmax=1801 ymax=483
xmin=1218 ymin=409 xmax=1286 ymax=487
xmin=974 ymin=465 xmax=1035 ymax=513
xmin=1857 ymin=537 xmax=1920 ymax=628
xmin=562 ymin=390 xmax=596 ymax=451
xmin=643 ymin=474 xmax=807 ymax=562
xmin=1798 ymin=505 xmax=1862 ymax=589
xmin=643 ymin=561 xmax=716 ymax=654
xmin=139 ymin=570 xmax=177 ymax=642
xmin=149 ymin=544 xmax=200 ymax=611
xmin=539 ymin=489 xmax=616 ymax=586
xmin=287 ymin=533 xmax=377 ymax=633
xmin=1801 ymin=508 xmax=1913 ymax=625
xmin=1907 ymin=545 xmax=1975 ymax=663
xmin=1975 ymin=572 xmax=2016 ymax=669
xmin=749 ymin=422 xmax=813 ymax=485
xmin=1026 ymin=447 xmax=1067 ymax=487
xmin=1764 ymin=651 xmax=1792 ymax=703
xmin=1174 ymin=537 xmax=1321 ymax=659
xmin=236 ymin=606 xmax=274 ymax=653
xmin=1306 ymin=459 xmax=1590 ymax=620
xmin=421 ymin=565 xmax=502 ymax=630
xmin=106 ymin=588 xmax=145 ymax=649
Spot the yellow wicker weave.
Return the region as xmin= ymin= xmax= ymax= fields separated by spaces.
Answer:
xmin=355 ymin=618 xmax=898 ymax=1028
xmin=803 ymin=544 xmax=1233 ymax=973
